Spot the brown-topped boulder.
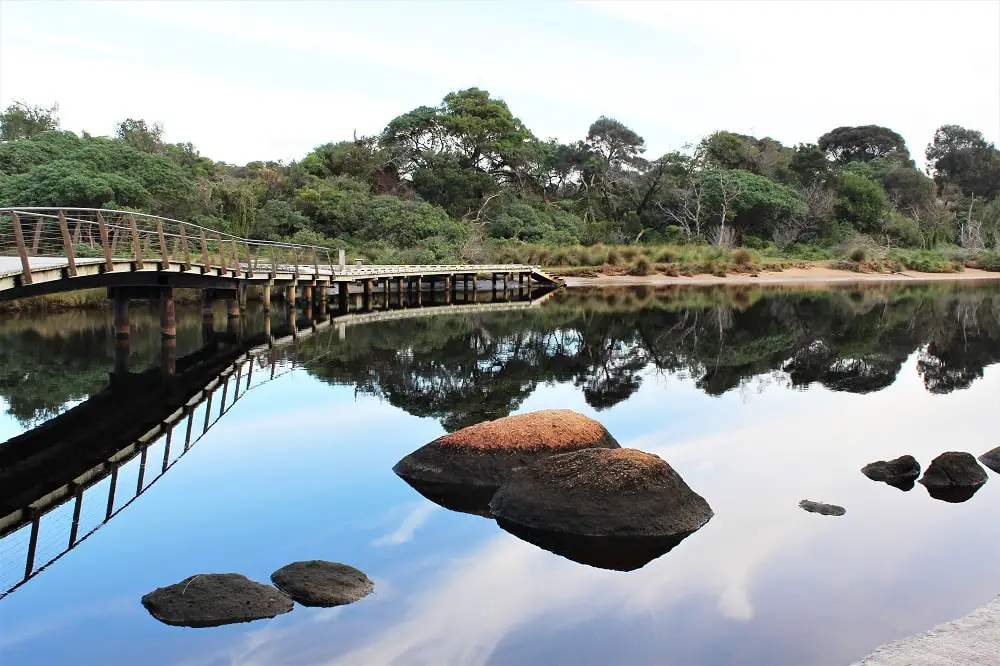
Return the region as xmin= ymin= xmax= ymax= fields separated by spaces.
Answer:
xmin=489 ymin=448 xmax=713 ymax=570
xmin=393 ymin=410 xmax=620 ymax=515
xmin=141 ymin=573 xmax=293 ymax=628
xmin=862 ymin=455 xmax=921 ymax=491
xmin=978 ymin=446 xmax=1000 ymax=474
xmin=919 ymin=452 xmax=988 ymax=503
xmin=270 ymin=560 xmax=373 ymax=608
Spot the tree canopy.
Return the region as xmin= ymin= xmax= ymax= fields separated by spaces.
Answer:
xmin=1 ymin=94 xmax=998 ymax=256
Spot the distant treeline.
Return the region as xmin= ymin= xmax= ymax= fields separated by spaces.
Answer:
xmin=1 ymin=92 xmax=999 ymax=263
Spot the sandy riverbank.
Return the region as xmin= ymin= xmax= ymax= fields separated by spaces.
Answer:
xmin=561 ymin=266 xmax=1000 ymax=288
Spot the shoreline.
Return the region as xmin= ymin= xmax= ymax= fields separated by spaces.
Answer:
xmin=851 ymin=596 xmax=1000 ymax=665
xmin=561 ymin=266 xmax=1000 ymax=288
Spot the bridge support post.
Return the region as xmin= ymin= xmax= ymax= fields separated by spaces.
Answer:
xmin=303 ymin=285 xmax=313 ymax=308
xmin=444 ymin=277 xmax=451 ymax=304
xmin=416 ymin=276 xmax=423 ymax=307
xmin=263 ymin=283 xmax=272 ymax=312
xmin=238 ymin=285 xmax=248 ymax=312
xmin=160 ymin=287 xmax=176 ymax=339
xmin=338 ymin=281 xmax=349 ymax=315
xmin=397 ymin=278 xmax=405 ymax=308
xmin=113 ymin=294 xmax=130 ymax=340
xmin=363 ymin=279 xmax=373 ymax=312
xmin=202 ymin=293 xmax=215 ymax=344
xmin=316 ymin=285 xmax=327 ymax=318
xmin=383 ymin=278 xmax=390 ymax=308
xmin=285 ymin=286 xmax=295 ymax=307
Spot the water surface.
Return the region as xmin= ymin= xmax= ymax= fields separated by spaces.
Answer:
xmin=1 ymin=283 xmax=999 ymax=665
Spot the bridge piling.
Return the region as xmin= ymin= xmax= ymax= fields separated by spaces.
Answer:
xmin=363 ymin=279 xmax=373 ymax=312
xmin=263 ymin=284 xmax=271 ymax=312
xmin=338 ymin=282 xmax=349 ymax=315
xmin=201 ymin=294 xmax=215 ymax=345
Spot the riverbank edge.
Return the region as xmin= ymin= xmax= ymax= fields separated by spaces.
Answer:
xmin=562 ymin=266 xmax=1000 ymax=287
xmin=851 ymin=595 xmax=1000 ymax=665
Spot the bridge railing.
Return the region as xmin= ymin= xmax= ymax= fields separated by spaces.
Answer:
xmin=0 ymin=207 xmax=337 ymax=283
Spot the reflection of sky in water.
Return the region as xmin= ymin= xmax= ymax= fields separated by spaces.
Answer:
xmin=1 ymin=323 xmax=999 ymax=664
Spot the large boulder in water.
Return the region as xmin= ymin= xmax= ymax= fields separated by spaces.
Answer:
xmin=489 ymin=448 xmax=712 ymax=570
xmin=141 ymin=573 xmax=293 ymax=628
xmin=978 ymin=446 xmax=1000 ymax=474
xmin=270 ymin=560 xmax=373 ymax=607
xmin=393 ymin=410 xmax=620 ymax=515
xmin=861 ymin=455 xmax=921 ymax=491
xmin=919 ymin=452 xmax=988 ymax=503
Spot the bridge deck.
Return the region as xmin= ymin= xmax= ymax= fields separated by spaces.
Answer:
xmin=0 ymin=207 xmax=562 ymax=302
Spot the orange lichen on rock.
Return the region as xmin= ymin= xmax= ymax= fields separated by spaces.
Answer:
xmin=437 ymin=410 xmax=610 ymax=451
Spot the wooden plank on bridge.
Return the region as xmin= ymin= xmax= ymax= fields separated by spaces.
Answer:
xmin=129 ymin=215 xmax=144 ymax=270
xmin=96 ymin=212 xmax=114 ymax=272
xmin=10 ymin=213 xmax=33 ymax=285
xmin=57 ymin=211 xmax=77 ymax=277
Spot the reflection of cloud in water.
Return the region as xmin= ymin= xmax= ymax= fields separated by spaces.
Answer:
xmin=373 ymin=502 xmax=440 ymax=546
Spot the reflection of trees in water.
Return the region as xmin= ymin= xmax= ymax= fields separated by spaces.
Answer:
xmin=0 ymin=307 xmax=268 ymax=426
xmin=302 ymin=284 xmax=1000 ymax=429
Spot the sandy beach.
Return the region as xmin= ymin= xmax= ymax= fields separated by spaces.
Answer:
xmin=561 ymin=266 xmax=1000 ymax=288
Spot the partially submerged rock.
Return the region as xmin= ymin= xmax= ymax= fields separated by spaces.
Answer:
xmin=489 ymin=448 xmax=713 ymax=569
xmin=141 ymin=573 xmax=293 ymax=628
xmin=270 ymin=560 xmax=373 ymax=608
xmin=862 ymin=455 xmax=920 ymax=490
xmin=393 ymin=410 xmax=620 ymax=514
xmin=920 ymin=452 xmax=988 ymax=503
xmin=799 ymin=500 xmax=846 ymax=516
xmin=978 ymin=446 xmax=1000 ymax=474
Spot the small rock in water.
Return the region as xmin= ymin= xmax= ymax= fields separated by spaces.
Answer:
xmin=978 ymin=446 xmax=1000 ymax=474
xmin=861 ymin=455 xmax=920 ymax=490
xmin=799 ymin=500 xmax=846 ymax=516
xmin=141 ymin=573 xmax=293 ymax=628
xmin=271 ymin=560 xmax=374 ymax=607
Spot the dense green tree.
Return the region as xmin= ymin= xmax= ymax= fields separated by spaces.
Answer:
xmin=925 ymin=124 xmax=1000 ymax=199
xmin=116 ymin=118 xmax=165 ymax=154
xmin=0 ymin=101 xmax=60 ymax=142
xmin=834 ymin=172 xmax=888 ymax=232
xmin=819 ymin=125 xmax=910 ymax=164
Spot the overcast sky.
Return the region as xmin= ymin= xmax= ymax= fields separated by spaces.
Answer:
xmin=1 ymin=0 xmax=998 ymax=167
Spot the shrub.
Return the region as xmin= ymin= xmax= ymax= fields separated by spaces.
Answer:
xmin=620 ymin=246 xmax=640 ymax=262
xmin=629 ymin=255 xmax=654 ymax=276
xmin=732 ymin=248 xmax=753 ymax=266
xmin=974 ymin=252 xmax=1000 ymax=271
xmin=663 ymin=264 xmax=680 ymax=277
xmin=605 ymin=248 xmax=624 ymax=265
xmin=849 ymin=247 xmax=867 ymax=263
xmin=550 ymin=249 xmax=572 ymax=266
xmin=656 ymin=247 xmax=677 ymax=263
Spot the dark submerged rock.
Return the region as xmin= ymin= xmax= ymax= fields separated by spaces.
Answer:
xmin=978 ymin=446 xmax=1000 ymax=474
xmin=862 ymin=455 xmax=920 ymax=490
xmin=394 ymin=410 xmax=620 ymax=515
xmin=920 ymin=452 xmax=987 ymax=490
xmin=270 ymin=560 xmax=373 ymax=607
xmin=489 ymin=448 xmax=713 ymax=570
xmin=799 ymin=500 xmax=846 ymax=516
xmin=141 ymin=573 xmax=293 ymax=628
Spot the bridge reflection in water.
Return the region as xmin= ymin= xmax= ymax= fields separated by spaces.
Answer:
xmin=0 ymin=283 xmax=556 ymax=601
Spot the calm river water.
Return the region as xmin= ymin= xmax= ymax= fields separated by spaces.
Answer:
xmin=0 ymin=283 xmax=999 ymax=665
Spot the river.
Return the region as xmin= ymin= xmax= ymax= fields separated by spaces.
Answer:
xmin=0 ymin=282 xmax=998 ymax=665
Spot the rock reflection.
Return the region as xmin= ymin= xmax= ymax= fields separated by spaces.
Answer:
xmin=494 ymin=520 xmax=698 ymax=572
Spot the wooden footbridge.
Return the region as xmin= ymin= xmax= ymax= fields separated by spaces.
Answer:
xmin=0 ymin=208 xmax=561 ymax=332
xmin=0 ymin=286 xmax=555 ymax=600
